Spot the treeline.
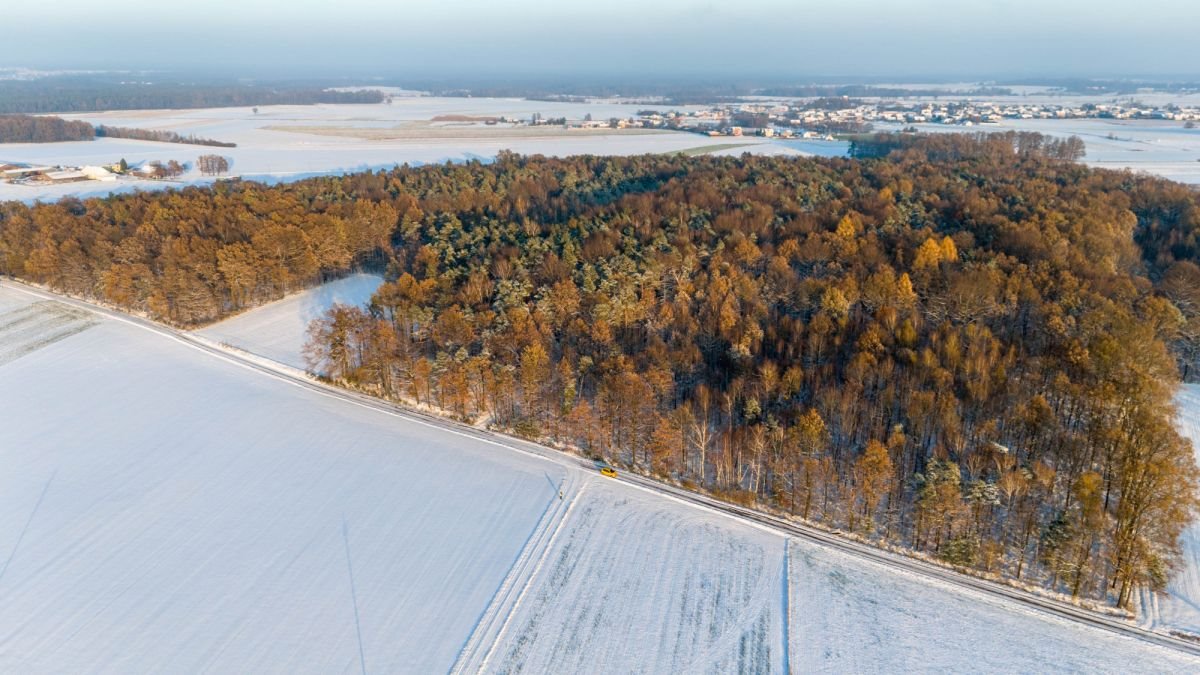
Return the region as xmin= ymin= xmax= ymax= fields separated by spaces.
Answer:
xmin=95 ymin=126 xmax=236 ymax=148
xmin=1 ymin=136 xmax=1198 ymax=609
xmin=758 ymin=84 xmax=1015 ymax=98
xmin=849 ymin=131 xmax=1087 ymax=162
xmin=0 ymin=114 xmax=235 ymax=146
xmin=0 ymin=114 xmax=94 ymax=143
xmin=429 ymin=81 xmax=1014 ymax=103
xmin=0 ymin=78 xmax=384 ymax=114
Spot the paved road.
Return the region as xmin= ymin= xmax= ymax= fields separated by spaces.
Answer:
xmin=6 ymin=277 xmax=1200 ymax=660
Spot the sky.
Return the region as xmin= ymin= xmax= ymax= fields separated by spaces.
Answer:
xmin=3 ymin=0 xmax=1199 ymax=81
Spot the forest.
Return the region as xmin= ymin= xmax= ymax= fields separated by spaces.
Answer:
xmin=0 ymin=114 xmax=94 ymax=142
xmin=95 ymin=126 xmax=236 ymax=147
xmin=0 ymin=114 xmax=235 ymax=146
xmin=0 ymin=134 xmax=1197 ymax=608
xmin=0 ymin=78 xmax=385 ymax=114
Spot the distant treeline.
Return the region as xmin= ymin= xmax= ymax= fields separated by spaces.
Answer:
xmin=758 ymin=84 xmax=1015 ymax=98
xmin=0 ymin=78 xmax=385 ymax=114
xmin=422 ymin=80 xmax=751 ymax=105
xmin=428 ymin=82 xmax=1015 ymax=105
xmin=849 ymin=131 xmax=1087 ymax=162
xmin=96 ymin=126 xmax=236 ymax=148
xmin=999 ymin=78 xmax=1200 ymax=96
xmin=0 ymin=114 xmax=236 ymax=147
xmin=464 ymin=90 xmax=744 ymax=106
xmin=0 ymin=114 xmax=94 ymax=143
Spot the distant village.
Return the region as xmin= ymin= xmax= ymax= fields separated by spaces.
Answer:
xmin=522 ymin=97 xmax=1200 ymax=138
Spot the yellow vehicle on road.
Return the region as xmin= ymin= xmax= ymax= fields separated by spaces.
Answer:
xmin=600 ymin=466 xmax=618 ymax=478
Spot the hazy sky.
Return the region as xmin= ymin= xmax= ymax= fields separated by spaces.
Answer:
xmin=4 ymin=0 xmax=1198 ymax=80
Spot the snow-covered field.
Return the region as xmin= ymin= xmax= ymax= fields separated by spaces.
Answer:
xmin=1 ymin=280 xmax=1197 ymax=672
xmin=482 ymin=481 xmax=786 ymax=674
xmin=0 ymin=99 xmax=777 ymax=203
xmin=789 ymin=538 xmax=1199 ymax=673
xmin=0 ymin=298 xmax=97 ymax=366
xmin=0 ymin=283 xmax=561 ymax=673
xmin=196 ymin=272 xmax=384 ymax=369
xmin=1139 ymin=385 xmax=1200 ymax=636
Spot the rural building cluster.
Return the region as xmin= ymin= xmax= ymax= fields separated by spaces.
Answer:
xmin=1 ymin=159 xmax=192 ymax=186
xmin=518 ymin=98 xmax=1200 ymax=139
xmin=673 ymin=98 xmax=1200 ymax=136
xmin=1 ymin=163 xmax=117 ymax=185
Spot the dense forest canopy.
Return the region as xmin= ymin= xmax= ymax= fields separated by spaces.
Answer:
xmin=849 ymin=130 xmax=1087 ymax=162
xmin=1 ymin=135 xmax=1198 ymax=608
xmin=0 ymin=114 xmax=94 ymax=143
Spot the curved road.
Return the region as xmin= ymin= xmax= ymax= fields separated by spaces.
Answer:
xmin=5 ymin=278 xmax=1199 ymax=661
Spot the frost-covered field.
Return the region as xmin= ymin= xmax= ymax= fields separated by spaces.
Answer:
xmin=1139 ymin=385 xmax=1200 ymax=636
xmin=483 ymin=481 xmax=786 ymax=674
xmin=1 ymin=280 xmax=1197 ymax=673
xmin=196 ymin=272 xmax=383 ymax=369
xmin=789 ymin=538 xmax=1197 ymax=673
xmin=0 ymin=99 xmax=772 ymax=203
xmin=0 ymin=284 xmax=560 ymax=673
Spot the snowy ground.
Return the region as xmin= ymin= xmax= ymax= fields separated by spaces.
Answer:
xmin=0 ymin=99 xmax=775 ymax=203
xmin=1138 ymin=385 xmax=1200 ymax=637
xmin=789 ymin=537 xmax=1197 ymax=673
xmin=481 ymin=481 xmax=786 ymax=674
xmin=0 ymin=284 xmax=560 ymax=673
xmin=1 ymin=280 xmax=1197 ymax=672
xmin=195 ymin=272 xmax=384 ymax=369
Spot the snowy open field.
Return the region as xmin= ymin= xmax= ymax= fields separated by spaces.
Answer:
xmin=1139 ymin=385 xmax=1200 ymax=637
xmin=0 ymin=284 xmax=565 ymax=673
xmin=482 ymin=481 xmax=786 ymax=674
xmin=788 ymin=537 xmax=1198 ymax=673
xmin=0 ymin=99 xmax=779 ymax=203
xmin=196 ymin=272 xmax=384 ymax=369
xmin=1 ymin=280 xmax=1198 ymax=672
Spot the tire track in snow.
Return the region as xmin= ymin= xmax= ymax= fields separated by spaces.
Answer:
xmin=0 ymin=470 xmax=56 ymax=585
xmin=342 ymin=518 xmax=367 ymax=675
xmin=676 ymin=543 xmax=775 ymax=673
xmin=451 ymin=470 xmax=584 ymax=675
xmin=0 ymin=301 xmax=97 ymax=366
